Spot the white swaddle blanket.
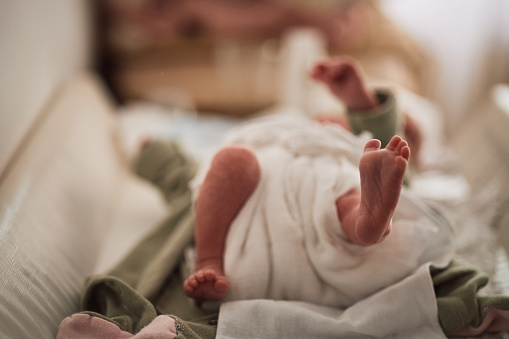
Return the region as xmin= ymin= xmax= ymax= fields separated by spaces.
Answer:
xmin=193 ymin=114 xmax=453 ymax=309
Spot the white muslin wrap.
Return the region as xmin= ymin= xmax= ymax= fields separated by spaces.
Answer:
xmin=192 ymin=114 xmax=453 ymax=308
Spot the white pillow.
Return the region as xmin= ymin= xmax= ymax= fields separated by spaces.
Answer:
xmin=0 ymin=74 xmax=123 ymax=339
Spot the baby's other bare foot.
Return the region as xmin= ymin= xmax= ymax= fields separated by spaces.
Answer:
xmin=183 ymin=268 xmax=230 ymax=302
xmin=356 ymin=136 xmax=410 ymax=245
xmin=311 ymin=56 xmax=377 ymax=110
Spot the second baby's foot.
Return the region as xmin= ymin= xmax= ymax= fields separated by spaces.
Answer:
xmin=356 ymin=136 xmax=410 ymax=245
xmin=311 ymin=56 xmax=378 ymax=110
xmin=183 ymin=267 xmax=230 ymax=302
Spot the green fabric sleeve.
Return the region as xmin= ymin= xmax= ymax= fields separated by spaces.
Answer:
xmin=108 ymin=141 xmax=197 ymax=295
xmin=135 ymin=141 xmax=198 ymax=204
xmin=347 ymin=90 xmax=400 ymax=147
xmin=432 ymin=259 xmax=509 ymax=334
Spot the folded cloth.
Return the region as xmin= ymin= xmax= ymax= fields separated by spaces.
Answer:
xmin=216 ymin=264 xmax=447 ymax=339
xmin=218 ymin=259 xmax=509 ymax=339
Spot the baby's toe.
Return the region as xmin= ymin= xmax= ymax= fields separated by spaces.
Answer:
xmin=386 ymin=136 xmax=403 ymax=151
xmin=188 ymin=276 xmax=199 ymax=288
xmin=196 ymin=271 xmax=206 ymax=283
xmin=364 ymin=139 xmax=381 ymax=152
xmin=184 ymin=280 xmax=195 ymax=293
xmin=203 ymin=269 xmax=217 ymax=281
xmin=395 ymin=139 xmax=408 ymax=153
xmin=400 ymin=145 xmax=411 ymax=161
xmin=214 ymin=278 xmax=230 ymax=292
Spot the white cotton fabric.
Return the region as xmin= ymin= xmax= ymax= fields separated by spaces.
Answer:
xmin=216 ymin=264 xmax=447 ymax=339
xmin=193 ymin=114 xmax=454 ymax=309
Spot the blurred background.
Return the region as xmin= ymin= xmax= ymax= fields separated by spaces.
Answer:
xmin=1 ymin=0 xmax=509 ymax=175
xmin=97 ymin=0 xmax=509 ymax=120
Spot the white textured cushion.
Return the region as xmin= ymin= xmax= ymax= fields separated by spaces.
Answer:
xmin=0 ymin=73 xmax=123 ymax=339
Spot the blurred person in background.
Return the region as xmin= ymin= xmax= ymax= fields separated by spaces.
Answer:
xmin=100 ymin=0 xmax=431 ymax=96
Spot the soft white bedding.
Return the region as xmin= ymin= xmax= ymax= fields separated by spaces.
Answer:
xmin=114 ymin=84 xmax=509 ymax=338
xmin=207 ymin=114 xmax=455 ymax=337
xmin=198 ymin=115 xmax=453 ymax=309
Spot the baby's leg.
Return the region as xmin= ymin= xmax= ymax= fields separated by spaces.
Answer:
xmin=336 ymin=136 xmax=410 ymax=246
xmin=184 ymin=146 xmax=261 ymax=302
xmin=311 ymin=56 xmax=378 ymax=111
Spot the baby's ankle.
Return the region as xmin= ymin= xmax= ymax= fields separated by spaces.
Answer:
xmin=195 ymin=257 xmax=224 ymax=274
xmin=346 ymin=91 xmax=378 ymax=111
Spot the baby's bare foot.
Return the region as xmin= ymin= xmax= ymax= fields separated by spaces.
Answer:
xmin=183 ymin=267 xmax=230 ymax=302
xmin=356 ymin=136 xmax=410 ymax=245
xmin=311 ymin=56 xmax=378 ymax=110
